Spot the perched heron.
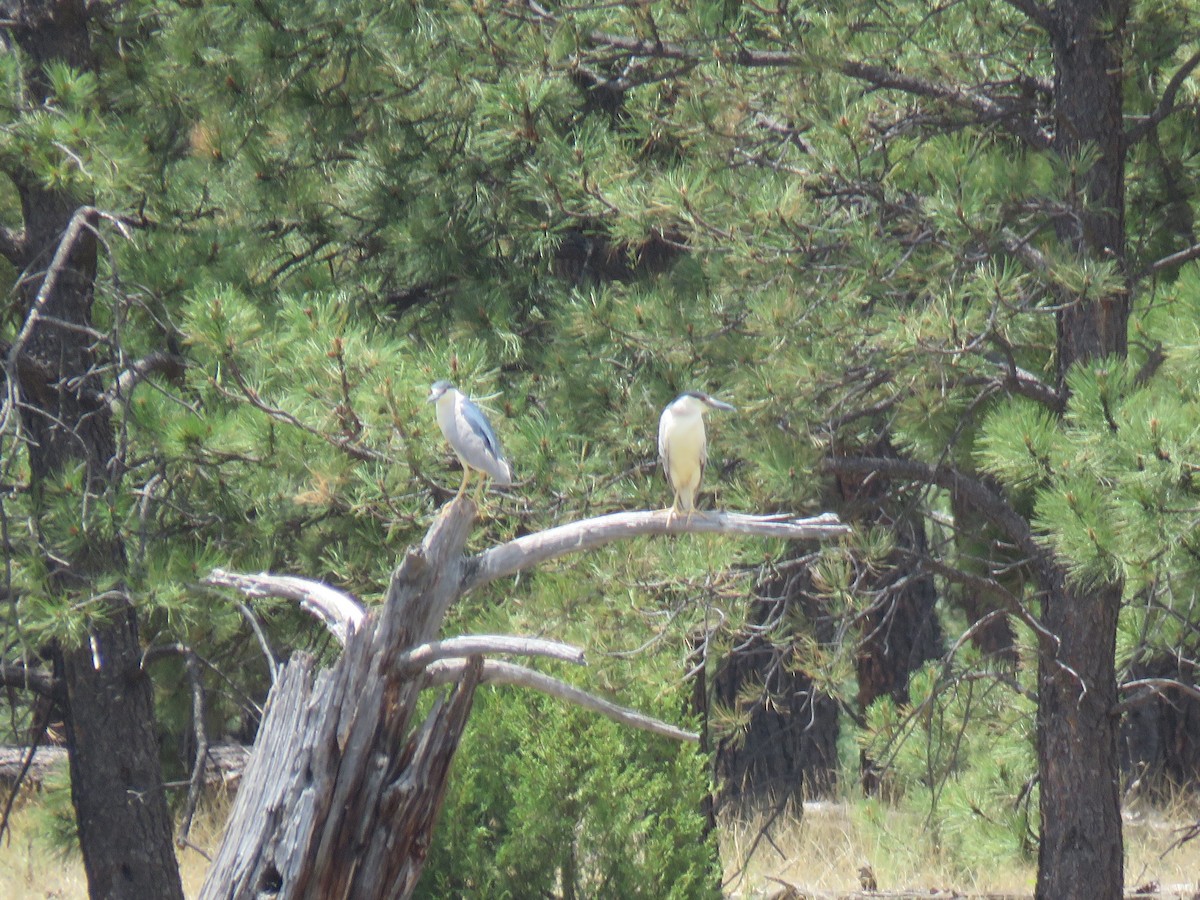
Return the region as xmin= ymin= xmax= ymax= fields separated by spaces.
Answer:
xmin=427 ymin=380 xmax=513 ymax=499
xmin=658 ymin=390 xmax=735 ymax=520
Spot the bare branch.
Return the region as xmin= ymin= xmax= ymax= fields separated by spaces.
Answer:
xmin=234 ymin=601 xmax=280 ymax=684
xmin=979 ymin=355 xmax=1066 ymax=414
xmin=581 ymin=29 xmax=1052 ymax=148
xmin=1111 ymin=677 xmax=1200 ymax=717
xmin=999 ymin=0 xmax=1054 ymax=32
xmin=218 ymin=355 xmax=387 ymax=464
xmin=0 ymin=224 xmax=24 ymax=266
xmin=1137 ymin=239 xmax=1200 ymax=282
xmin=1127 ymin=47 xmax=1200 ymax=145
xmin=424 ymin=658 xmax=698 ymax=742
xmin=396 ymin=635 xmax=586 ymax=674
xmin=922 ymin=556 xmax=1059 ymax=655
xmin=0 ymin=662 xmax=59 ymax=697
xmin=204 ymin=569 xmax=366 ymax=645
xmin=177 ymin=647 xmax=208 ymax=849
xmin=108 ymin=351 xmax=186 ymax=405
xmin=460 ymin=509 xmax=849 ymax=595
xmin=586 ymin=29 xmax=698 ymax=63
xmin=822 ymin=456 xmax=1037 ymax=558
xmin=840 ymin=61 xmax=1052 ymax=148
xmin=5 ymin=207 xmax=97 ymax=371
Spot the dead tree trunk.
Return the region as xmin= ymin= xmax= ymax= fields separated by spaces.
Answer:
xmin=200 ymin=504 xmax=847 ymax=898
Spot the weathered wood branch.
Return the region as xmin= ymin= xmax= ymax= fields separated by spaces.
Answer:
xmin=0 ymin=744 xmax=67 ymax=786
xmin=202 ymin=498 xmax=846 ymax=898
xmin=396 ymin=635 xmax=586 ymax=674
xmin=205 ymin=569 xmax=365 ymax=645
xmin=425 ymin=658 xmax=697 ymax=742
xmin=461 ymin=509 xmax=850 ymax=595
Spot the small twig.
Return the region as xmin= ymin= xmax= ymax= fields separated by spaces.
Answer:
xmin=177 ymin=648 xmax=208 ymax=848
xmin=219 ymin=356 xmax=386 ymax=464
xmin=234 ymin=601 xmax=279 ymax=684
xmin=0 ymin=696 xmax=55 ymax=846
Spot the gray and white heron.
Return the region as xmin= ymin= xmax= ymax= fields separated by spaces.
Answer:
xmin=427 ymin=380 xmax=513 ymax=499
xmin=658 ymin=390 xmax=735 ymax=520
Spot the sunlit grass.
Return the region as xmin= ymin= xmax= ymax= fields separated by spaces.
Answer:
xmin=720 ymin=792 xmax=1200 ymax=897
xmin=4 ymin=785 xmax=1200 ymax=897
xmin=0 ymin=792 xmax=230 ymax=900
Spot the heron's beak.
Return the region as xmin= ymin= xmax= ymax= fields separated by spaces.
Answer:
xmin=706 ymin=398 xmax=735 ymax=412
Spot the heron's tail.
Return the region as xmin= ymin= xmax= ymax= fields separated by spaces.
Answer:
xmin=491 ymin=458 xmax=513 ymax=486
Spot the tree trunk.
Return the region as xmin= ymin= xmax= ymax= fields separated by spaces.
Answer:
xmin=1036 ymin=578 xmax=1122 ymax=899
xmin=1037 ymin=0 xmax=1130 ymax=895
xmin=5 ymin=3 xmax=184 ymax=897
xmin=200 ymin=502 xmax=481 ymax=899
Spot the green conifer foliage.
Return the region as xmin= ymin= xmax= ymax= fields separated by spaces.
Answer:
xmin=7 ymin=0 xmax=1200 ymax=891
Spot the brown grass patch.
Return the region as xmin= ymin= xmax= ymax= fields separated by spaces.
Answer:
xmin=720 ymin=795 xmax=1200 ymax=898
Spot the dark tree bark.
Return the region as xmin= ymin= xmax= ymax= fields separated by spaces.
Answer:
xmin=708 ymin=628 xmax=840 ymax=808
xmin=1035 ymin=0 xmax=1130 ymax=896
xmin=3 ymin=2 xmax=183 ymax=897
xmin=831 ymin=442 xmax=944 ymax=794
xmin=1119 ymin=659 xmax=1200 ymax=796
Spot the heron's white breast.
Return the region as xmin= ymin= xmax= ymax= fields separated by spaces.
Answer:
xmin=664 ymin=410 xmax=706 ymax=482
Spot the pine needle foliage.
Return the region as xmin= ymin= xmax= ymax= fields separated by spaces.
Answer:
xmin=8 ymin=0 xmax=1200 ymax=889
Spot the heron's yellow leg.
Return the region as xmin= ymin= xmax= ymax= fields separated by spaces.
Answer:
xmin=473 ymin=473 xmax=489 ymax=506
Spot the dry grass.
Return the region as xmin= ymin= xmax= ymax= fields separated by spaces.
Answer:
xmin=720 ymin=794 xmax=1200 ymax=898
xmin=3 ymin=790 xmax=1200 ymax=897
xmin=0 ymin=794 xmax=226 ymax=900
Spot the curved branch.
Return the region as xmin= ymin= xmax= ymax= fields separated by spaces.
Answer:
xmin=460 ymin=509 xmax=849 ymax=595
xmin=1127 ymin=47 xmax=1200 ymax=145
xmin=581 ymin=28 xmax=1051 ymax=148
xmin=1111 ymin=677 xmax=1200 ymax=717
xmin=424 ymin=658 xmax=697 ymax=742
xmin=822 ymin=456 xmax=1038 ymax=558
xmin=204 ymin=569 xmax=365 ymax=645
xmin=841 ymin=61 xmax=1052 ymax=149
xmin=396 ymin=635 xmax=585 ymax=674
xmin=108 ymin=351 xmax=187 ymax=404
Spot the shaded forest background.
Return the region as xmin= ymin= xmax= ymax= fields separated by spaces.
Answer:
xmin=4 ymin=0 xmax=1200 ymax=897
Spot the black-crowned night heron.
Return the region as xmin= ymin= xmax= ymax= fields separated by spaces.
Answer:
xmin=658 ymin=390 xmax=735 ymax=520
xmin=427 ymin=380 xmax=513 ymax=499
